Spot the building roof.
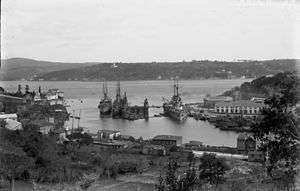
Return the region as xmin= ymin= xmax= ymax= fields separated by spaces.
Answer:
xmin=215 ymin=100 xmax=265 ymax=108
xmin=153 ymin=135 xmax=182 ymax=141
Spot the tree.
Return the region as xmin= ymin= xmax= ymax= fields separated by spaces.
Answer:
xmin=156 ymin=159 xmax=199 ymax=191
xmin=155 ymin=174 xmax=166 ymax=191
xmin=165 ymin=159 xmax=178 ymax=191
xmin=251 ymin=72 xmax=299 ymax=176
xmin=0 ymin=141 xmax=34 ymax=191
xmin=198 ymin=153 xmax=229 ymax=186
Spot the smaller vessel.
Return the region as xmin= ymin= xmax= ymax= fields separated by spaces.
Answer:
xmin=163 ymin=80 xmax=188 ymax=121
xmin=98 ymin=82 xmax=112 ymax=116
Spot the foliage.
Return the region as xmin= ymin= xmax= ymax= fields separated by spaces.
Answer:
xmin=0 ymin=141 xmax=34 ymax=188
xmin=250 ymin=72 xmax=299 ymax=187
xmin=198 ymin=153 xmax=229 ymax=186
xmin=66 ymin=132 xmax=93 ymax=146
xmin=33 ymin=59 xmax=296 ymax=81
xmin=222 ymin=71 xmax=299 ymax=100
xmin=155 ymin=159 xmax=198 ymax=191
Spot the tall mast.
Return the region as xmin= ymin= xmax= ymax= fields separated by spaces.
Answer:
xmin=176 ymin=79 xmax=179 ymax=96
xmin=116 ymin=81 xmax=121 ymax=100
xmin=173 ymin=79 xmax=176 ymax=96
xmin=105 ymin=82 xmax=108 ymax=96
xmin=102 ymin=82 xmax=106 ymax=97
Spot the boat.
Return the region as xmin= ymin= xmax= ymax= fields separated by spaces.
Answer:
xmin=111 ymin=81 xmax=149 ymax=120
xmin=98 ymin=82 xmax=112 ymax=116
xmin=163 ymin=80 xmax=188 ymax=121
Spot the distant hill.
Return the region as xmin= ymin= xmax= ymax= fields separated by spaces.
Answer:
xmin=38 ymin=59 xmax=297 ymax=81
xmin=0 ymin=58 xmax=97 ymax=81
xmin=0 ymin=58 xmax=297 ymax=81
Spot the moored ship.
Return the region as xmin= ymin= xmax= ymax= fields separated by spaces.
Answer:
xmin=98 ymin=82 xmax=112 ymax=116
xmin=163 ymin=80 xmax=188 ymax=121
xmin=112 ymin=81 xmax=149 ymax=120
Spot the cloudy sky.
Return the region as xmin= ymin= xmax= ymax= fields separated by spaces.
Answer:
xmin=1 ymin=0 xmax=299 ymax=62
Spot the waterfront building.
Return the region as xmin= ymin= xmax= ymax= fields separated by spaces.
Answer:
xmin=237 ymin=133 xmax=256 ymax=153
xmin=203 ymin=96 xmax=233 ymax=108
xmin=214 ymin=100 xmax=265 ymax=117
xmin=151 ymin=135 xmax=183 ymax=147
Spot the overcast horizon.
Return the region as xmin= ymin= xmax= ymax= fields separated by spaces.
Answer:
xmin=1 ymin=0 xmax=300 ymax=63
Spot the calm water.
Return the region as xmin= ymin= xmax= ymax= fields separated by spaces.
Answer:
xmin=1 ymin=79 xmax=252 ymax=147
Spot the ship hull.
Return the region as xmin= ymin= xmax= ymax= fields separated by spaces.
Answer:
xmin=163 ymin=106 xmax=188 ymax=121
xmin=98 ymin=103 xmax=112 ymax=117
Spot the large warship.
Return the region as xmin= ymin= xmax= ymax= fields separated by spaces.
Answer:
xmin=163 ymin=80 xmax=188 ymax=121
xmin=112 ymin=81 xmax=149 ymax=120
xmin=98 ymin=82 xmax=112 ymax=116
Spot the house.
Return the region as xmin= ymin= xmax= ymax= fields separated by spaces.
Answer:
xmin=214 ymin=100 xmax=265 ymax=118
xmin=142 ymin=144 xmax=166 ymax=156
xmin=237 ymin=133 xmax=256 ymax=153
xmin=203 ymin=96 xmax=233 ymax=108
xmin=151 ymin=135 xmax=182 ymax=147
xmin=248 ymin=151 xmax=265 ymax=162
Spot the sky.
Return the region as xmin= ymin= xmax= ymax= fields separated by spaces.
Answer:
xmin=1 ymin=0 xmax=300 ymax=62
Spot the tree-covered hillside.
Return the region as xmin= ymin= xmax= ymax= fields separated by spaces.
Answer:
xmin=38 ymin=59 xmax=297 ymax=81
xmin=222 ymin=71 xmax=300 ymax=100
xmin=0 ymin=58 xmax=297 ymax=81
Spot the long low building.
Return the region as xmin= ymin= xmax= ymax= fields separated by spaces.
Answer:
xmin=151 ymin=135 xmax=183 ymax=147
xmin=214 ymin=100 xmax=265 ymax=117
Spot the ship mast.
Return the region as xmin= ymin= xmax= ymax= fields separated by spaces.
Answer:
xmin=103 ymin=81 xmax=108 ymax=98
xmin=173 ymin=79 xmax=176 ymax=96
xmin=176 ymin=79 xmax=179 ymax=97
xmin=116 ymin=80 xmax=121 ymax=101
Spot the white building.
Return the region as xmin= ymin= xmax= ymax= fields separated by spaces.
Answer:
xmin=214 ymin=100 xmax=265 ymax=117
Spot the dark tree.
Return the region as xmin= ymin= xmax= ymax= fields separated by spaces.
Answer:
xmin=198 ymin=153 xmax=229 ymax=186
xmin=251 ymin=72 xmax=299 ymax=176
xmin=0 ymin=141 xmax=34 ymax=191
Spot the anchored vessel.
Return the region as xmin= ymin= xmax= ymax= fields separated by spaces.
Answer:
xmin=98 ymin=82 xmax=112 ymax=116
xmin=112 ymin=81 xmax=149 ymax=120
xmin=163 ymin=80 xmax=188 ymax=121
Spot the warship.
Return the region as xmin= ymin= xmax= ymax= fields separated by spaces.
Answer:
xmin=112 ymin=81 xmax=149 ymax=120
xmin=163 ymin=80 xmax=188 ymax=121
xmin=98 ymin=82 xmax=112 ymax=116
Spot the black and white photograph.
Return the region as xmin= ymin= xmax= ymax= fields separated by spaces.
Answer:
xmin=0 ymin=0 xmax=299 ymax=190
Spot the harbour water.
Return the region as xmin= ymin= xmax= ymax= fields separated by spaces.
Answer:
xmin=1 ymin=79 xmax=252 ymax=147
